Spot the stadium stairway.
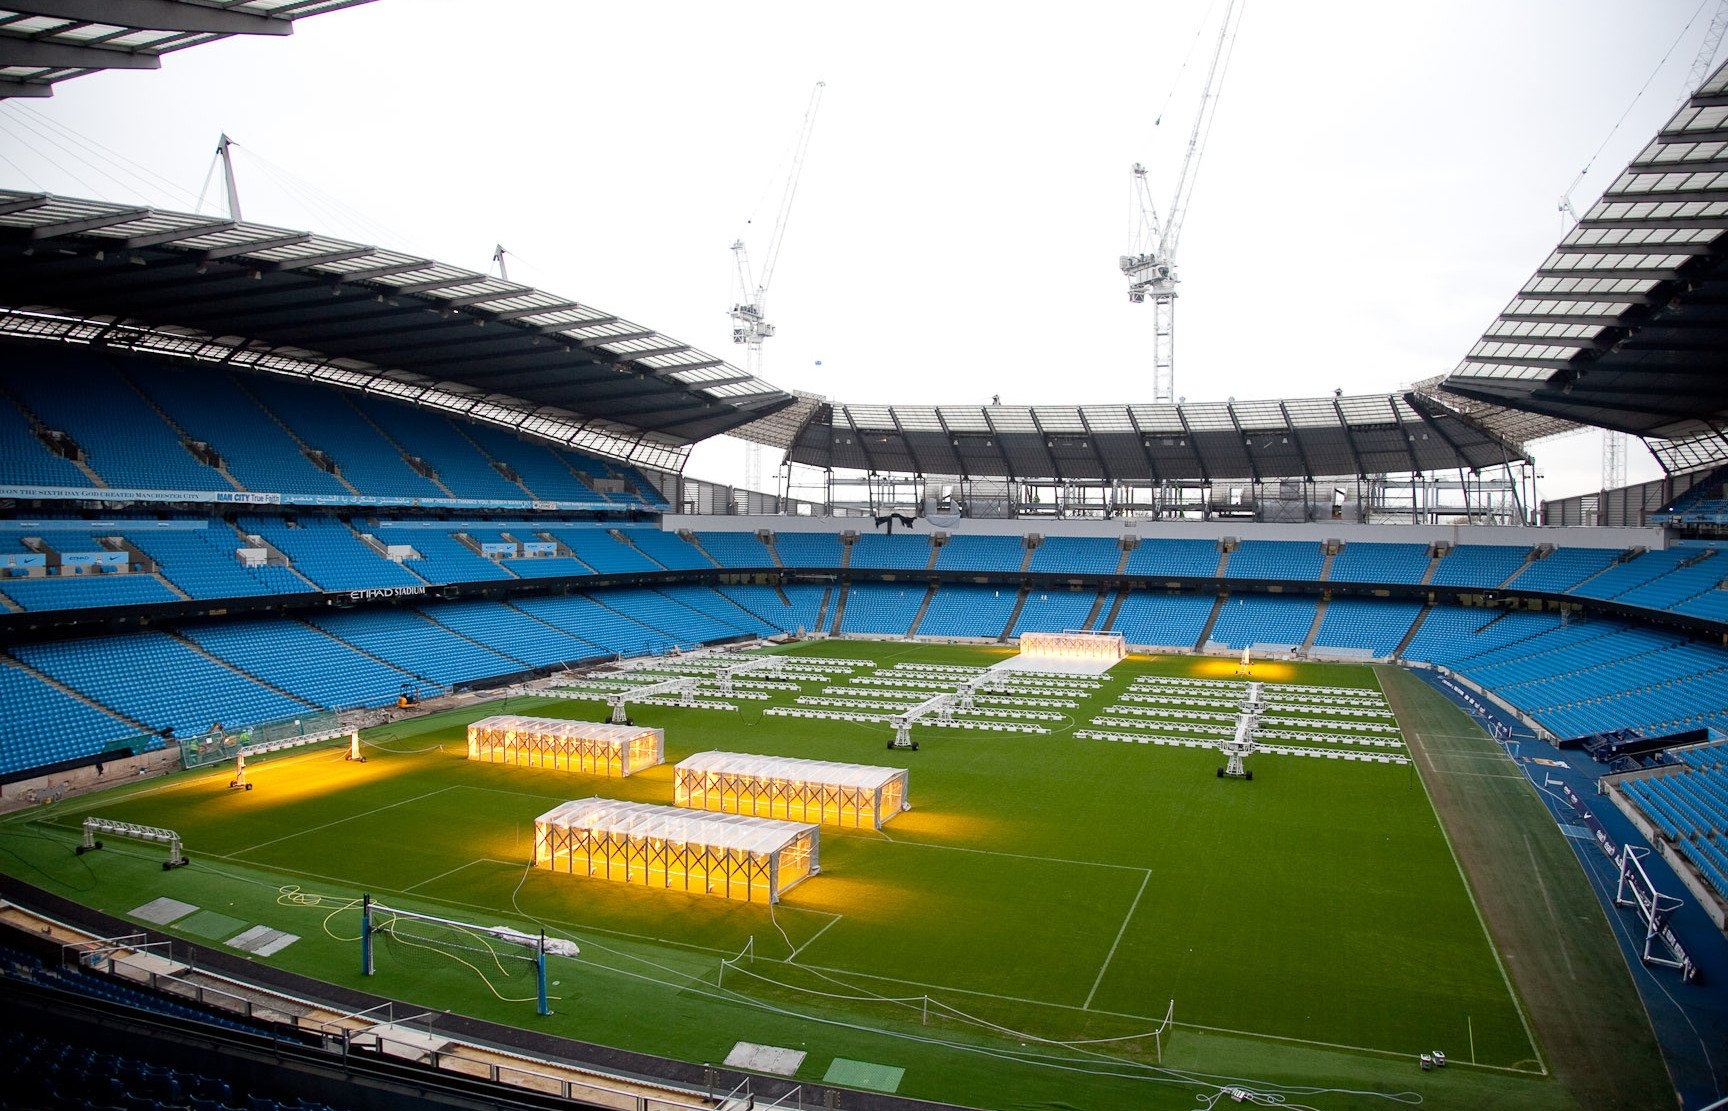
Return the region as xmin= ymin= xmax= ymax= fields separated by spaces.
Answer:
xmin=998 ymin=585 xmax=1029 ymax=641
xmin=811 ymin=584 xmax=833 ymax=631
xmin=1098 ymin=585 xmax=1130 ymax=631
xmin=1391 ymin=602 xmax=1433 ymax=659
xmin=348 ymin=399 xmax=460 ymax=498
xmin=1317 ymin=544 xmax=1336 ymax=581
xmin=294 ymin=615 xmax=442 ymax=689
xmin=1300 ymin=598 xmax=1329 ymax=653
xmin=1193 ymin=594 xmax=1228 ymax=650
xmin=826 ymin=585 xmax=848 ymax=634
xmin=1081 ymin=587 xmax=1109 ymax=630
xmin=234 ymin=376 xmax=364 ymax=498
xmin=1418 ymin=548 xmax=1440 ymax=584
xmin=714 ymin=583 xmax=794 ymax=632
xmin=166 ymin=631 xmax=320 ymax=710
xmin=906 ymin=583 xmax=939 ymax=636
xmin=121 ymin=368 xmax=250 ymax=494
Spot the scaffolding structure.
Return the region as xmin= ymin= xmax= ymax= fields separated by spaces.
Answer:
xmin=533 ymin=798 xmax=819 ymax=904
xmin=674 ymin=751 xmax=910 ymax=830
xmin=466 ymin=715 xmax=663 ymax=777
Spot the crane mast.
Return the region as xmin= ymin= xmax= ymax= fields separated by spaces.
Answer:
xmin=730 ymin=80 xmax=825 ymax=378
xmin=1121 ymin=0 xmax=1243 ymax=403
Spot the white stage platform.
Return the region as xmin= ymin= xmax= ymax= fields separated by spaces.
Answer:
xmin=990 ymin=655 xmax=1121 ymax=678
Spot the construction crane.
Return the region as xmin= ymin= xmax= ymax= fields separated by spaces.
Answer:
xmin=730 ymin=80 xmax=825 ymax=378
xmin=1121 ymin=0 xmax=1244 ymax=404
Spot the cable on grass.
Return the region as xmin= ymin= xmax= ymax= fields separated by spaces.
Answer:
xmin=376 ymin=916 xmax=551 ymax=1006
xmin=277 ymin=885 xmax=367 ymax=942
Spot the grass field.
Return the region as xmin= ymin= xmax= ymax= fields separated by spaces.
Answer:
xmin=0 ymin=640 xmax=1581 ymax=1110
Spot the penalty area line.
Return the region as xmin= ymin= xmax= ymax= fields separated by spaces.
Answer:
xmin=1083 ymin=867 xmax=1151 ymax=1010
xmin=233 ymin=786 xmax=461 ymax=856
xmin=403 ymin=857 xmax=525 ymax=894
xmin=787 ymin=912 xmax=843 ymax=962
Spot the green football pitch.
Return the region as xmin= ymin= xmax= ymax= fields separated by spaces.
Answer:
xmin=0 ymin=640 xmax=1577 ymax=1110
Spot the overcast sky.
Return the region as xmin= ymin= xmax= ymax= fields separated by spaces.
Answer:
xmin=0 ymin=0 xmax=1714 ymax=502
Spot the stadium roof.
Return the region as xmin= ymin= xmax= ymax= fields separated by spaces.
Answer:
xmin=1438 ymin=58 xmax=1728 ymax=450
xmin=744 ymin=392 xmax=1527 ymax=483
xmin=0 ymin=190 xmax=797 ymax=449
xmin=0 ymin=1 xmax=371 ymax=99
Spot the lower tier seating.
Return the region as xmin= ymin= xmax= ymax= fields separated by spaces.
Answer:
xmin=4 ymin=590 xmax=1725 ymax=779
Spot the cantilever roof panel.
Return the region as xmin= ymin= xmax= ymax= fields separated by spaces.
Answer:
xmin=1441 ymin=57 xmax=1728 ymax=441
xmin=0 ymin=2 xmax=373 ymax=100
xmin=0 ymin=190 xmax=796 ymax=446
xmin=773 ymin=394 xmax=1522 ymax=482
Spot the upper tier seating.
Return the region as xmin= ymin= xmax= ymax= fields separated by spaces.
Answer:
xmin=347 ymin=394 xmax=529 ymax=502
xmin=1614 ymin=548 xmax=1724 ymax=611
xmin=1429 ymin=545 xmax=1532 ymax=588
xmin=1568 ymin=547 xmax=1701 ymax=604
xmin=623 ymin=528 xmax=715 ymax=570
xmin=2 ymin=355 xmax=223 ymax=491
xmin=1226 ymin=540 xmax=1324 ymax=581
xmin=461 ymin=422 xmax=602 ymax=502
xmin=774 ymin=532 xmax=845 ymax=568
xmin=1029 ymin=536 xmax=1120 ymax=575
xmin=849 ymin=534 xmax=932 ymax=570
xmin=241 ymin=375 xmax=445 ymax=500
xmin=696 ymin=531 xmax=777 ymax=568
xmin=1327 ymin=542 xmax=1431 ymax=584
xmin=1503 ymin=546 xmax=1621 ymax=593
xmin=935 ymin=535 xmax=1026 ymax=573
xmin=0 ymin=395 xmax=94 ymax=488
xmin=1125 ymin=538 xmax=1221 ymax=577
xmin=138 ymin=366 xmax=350 ymax=496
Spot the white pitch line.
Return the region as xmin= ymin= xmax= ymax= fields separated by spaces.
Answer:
xmin=787 ymin=913 xmax=843 ymax=961
xmin=235 ymin=786 xmax=459 ymax=855
xmin=1083 ymin=868 xmax=1151 ymax=1010
xmin=403 ymin=856 xmax=523 ymax=894
xmin=871 ymin=836 xmax=1151 ymax=873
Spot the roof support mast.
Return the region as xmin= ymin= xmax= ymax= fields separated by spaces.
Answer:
xmin=1121 ymin=0 xmax=1243 ymax=404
